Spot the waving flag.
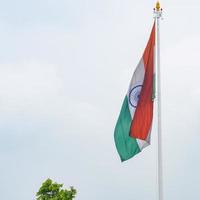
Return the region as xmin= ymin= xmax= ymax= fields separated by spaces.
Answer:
xmin=114 ymin=23 xmax=155 ymax=161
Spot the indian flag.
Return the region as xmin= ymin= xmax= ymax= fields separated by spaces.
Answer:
xmin=114 ymin=23 xmax=155 ymax=162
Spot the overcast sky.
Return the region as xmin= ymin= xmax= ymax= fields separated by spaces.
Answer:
xmin=0 ymin=0 xmax=200 ymax=200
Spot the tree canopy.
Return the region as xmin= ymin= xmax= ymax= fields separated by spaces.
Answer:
xmin=36 ymin=179 xmax=76 ymax=200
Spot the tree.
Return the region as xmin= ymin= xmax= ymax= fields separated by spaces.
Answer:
xmin=36 ymin=178 xmax=76 ymax=200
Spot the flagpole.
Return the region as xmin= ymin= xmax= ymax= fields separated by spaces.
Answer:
xmin=154 ymin=2 xmax=163 ymax=200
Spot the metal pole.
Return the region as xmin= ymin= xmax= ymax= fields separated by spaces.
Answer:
xmin=154 ymin=2 xmax=163 ymax=200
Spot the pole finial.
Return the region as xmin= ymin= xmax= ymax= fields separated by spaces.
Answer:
xmin=154 ymin=1 xmax=162 ymax=19
xmin=156 ymin=1 xmax=161 ymax=11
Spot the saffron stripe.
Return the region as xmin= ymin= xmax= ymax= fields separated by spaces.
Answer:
xmin=130 ymin=23 xmax=155 ymax=140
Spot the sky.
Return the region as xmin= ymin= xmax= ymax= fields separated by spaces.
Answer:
xmin=0 ymin=0 xmax=200 ymax=199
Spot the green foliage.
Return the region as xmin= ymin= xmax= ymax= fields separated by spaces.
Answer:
xmin=36 ymin=179 xmax=76 ymax=200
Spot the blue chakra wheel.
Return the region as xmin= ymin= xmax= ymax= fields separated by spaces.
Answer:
xmin=129 ymin=85 xmax=142 ymax=108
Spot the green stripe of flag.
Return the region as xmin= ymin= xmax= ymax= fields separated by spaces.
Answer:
xmin=114 ymin=96 xmax=141 ymax=162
